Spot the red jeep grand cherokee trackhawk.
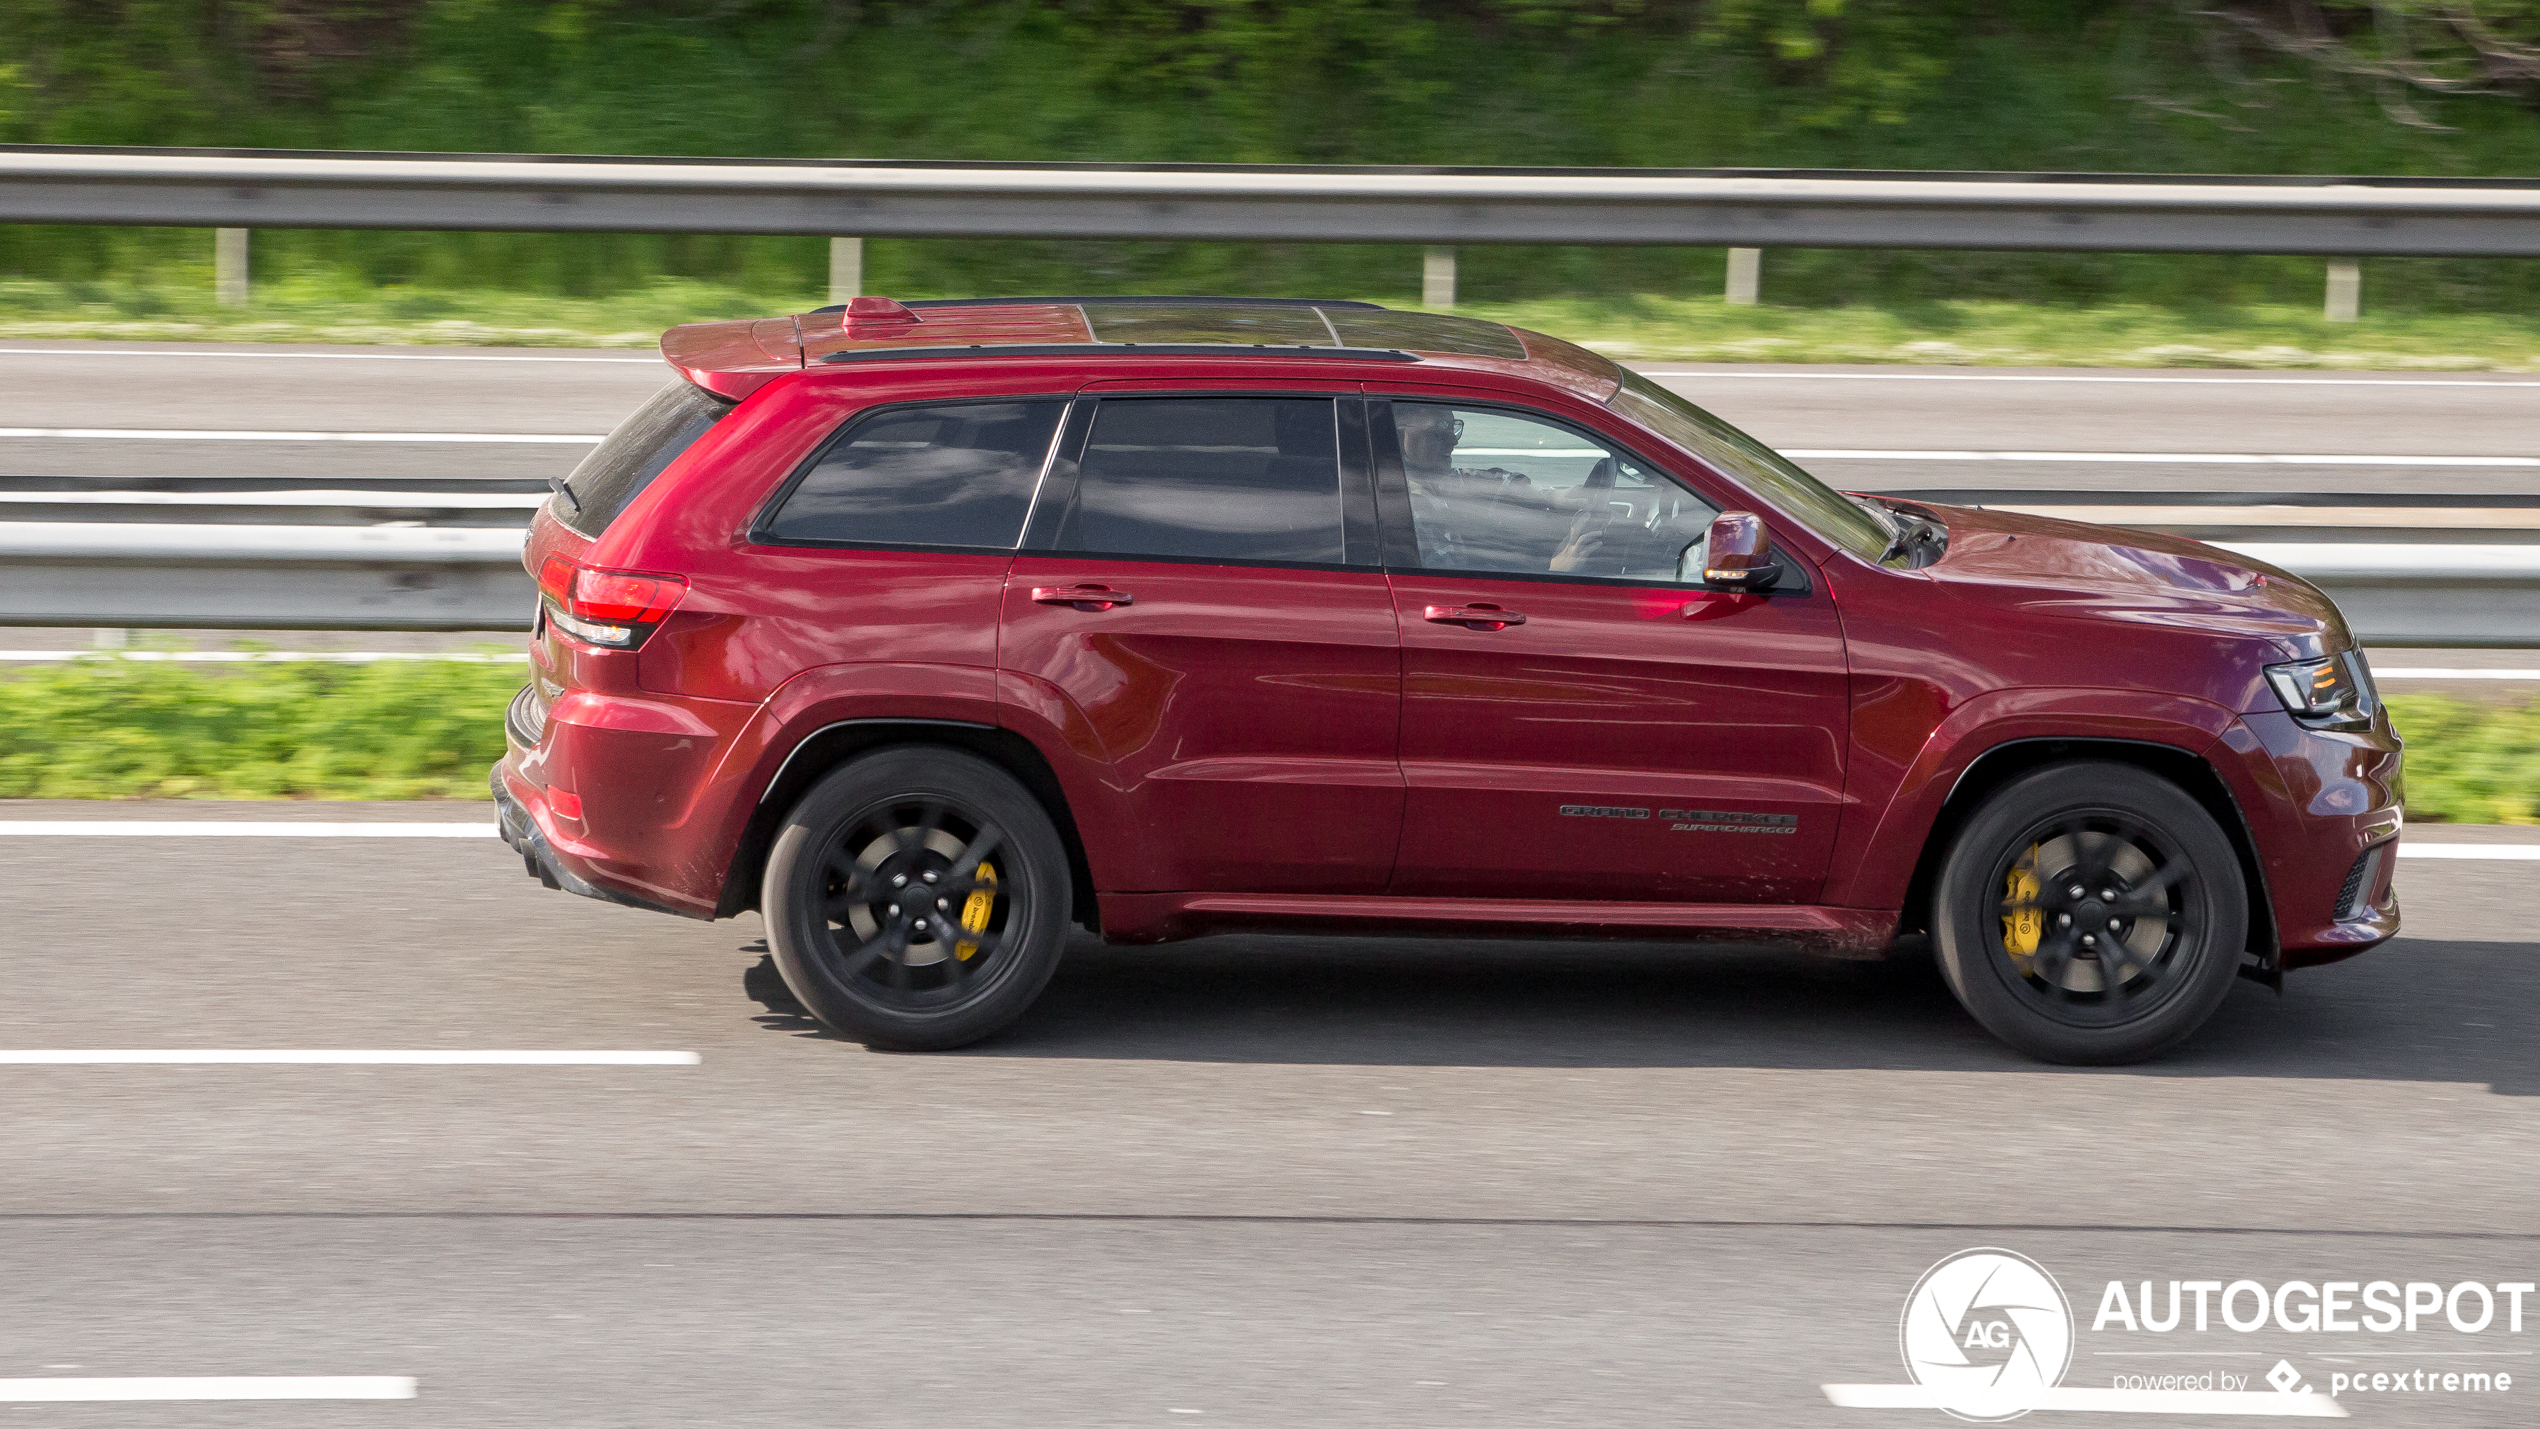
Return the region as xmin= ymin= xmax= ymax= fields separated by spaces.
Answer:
xmin=494 ymin=296 xmax=2401 ymax=1064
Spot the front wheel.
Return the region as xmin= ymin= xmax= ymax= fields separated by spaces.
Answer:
xmin=762 ymin=748 xmax=1073 ymax=1051
xmin=1933 ymin=761 xmax=2248 ymax=1065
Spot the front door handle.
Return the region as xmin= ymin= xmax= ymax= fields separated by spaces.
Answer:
xmin=1031 ymin=584 xmax=1134 ymax=612
xmin=1423 ymin=603 xmax=1526 ymax=632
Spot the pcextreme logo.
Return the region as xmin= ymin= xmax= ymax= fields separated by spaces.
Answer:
xmin=1817 ymin=1247 xmax=2528 ymax=1419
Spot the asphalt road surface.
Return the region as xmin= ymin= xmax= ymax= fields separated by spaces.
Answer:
xmin=1 ymin=809 xmax=2536 ymax=1426
xmin=3 ymin=338 xmax=2535 ymax=1422
xmin=2 ymin=340 xmax=2534 ymax=496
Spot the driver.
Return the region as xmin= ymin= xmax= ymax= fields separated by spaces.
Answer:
xmin=1396 ymin=404 xmax=1608 ymax=574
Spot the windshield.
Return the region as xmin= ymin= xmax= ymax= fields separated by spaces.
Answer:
xmin=1607 ymin=369 xmax=1895 ymax=562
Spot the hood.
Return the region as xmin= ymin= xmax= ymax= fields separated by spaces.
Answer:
xmin=1903 ymin=501 xmax=2349 ymax=659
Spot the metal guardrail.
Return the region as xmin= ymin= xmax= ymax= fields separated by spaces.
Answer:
xmin=5 ymin=148 xmax=2533 ymax=634
xmin=8 ymin=146 xmax=2540 ymax=254
xmin=0 ymin=517 xmax=2533 ymax=641
xmin=0 ymin=524 xmax=530 ymax=630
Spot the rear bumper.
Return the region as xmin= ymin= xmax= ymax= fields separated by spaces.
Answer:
xmin=495 ymin=676 xmax=759 ymax=920
xmin=491 ymin=762 xmax=677 ymax=915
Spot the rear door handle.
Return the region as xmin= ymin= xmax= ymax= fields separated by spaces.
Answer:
xmin=1031 ymin=584 xmax=1135 ymax=612
xmin=1423 ymin=603 xmax=1525 ymax=632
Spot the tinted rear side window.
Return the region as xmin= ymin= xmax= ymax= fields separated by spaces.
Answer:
xmin=555 ymin=381 xmax=733 ymax=537
xmin=765 ymin=400 xmax=1064 ymax=550
xmin=1056 ymin=398 xmax=1344 ymax=564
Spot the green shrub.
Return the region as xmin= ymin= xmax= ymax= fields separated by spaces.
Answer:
xmin=0 ymin=657 xmax=521 ymax=799
xmin=2387 ymin=694 xmax=2540 ymax=825
xmin=1 ymin=662 xmax=2534 ymax=818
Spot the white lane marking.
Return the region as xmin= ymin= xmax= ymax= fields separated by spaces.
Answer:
xmin=0 ymin=1051 xmax=698 ymax=1065
xmin=1643 ymin=368 xmax=2540 ymax=388
xmin=0 ymin=351 xmax=2508 ymax=383
xmin=1825 ymin=1383 xmax=2345 ymax=1415
xmin=0 ymin=488 xmax=546 ymax=508
xmin=0 ymin=1377 xmax=417 ymax=1402
xmin=1787 ymin=449 xmax=2540 ymax=467
xmin=2398 ymin=845 xmax=2540 ymax=860
xmin=1992 ymin=505 xmax=2540 ymax=530
xmin=0 ymin=822 xmax=495 ymax=837
xmin=1412 ymin=442 xmax=2540 ymax=468
xmin=0 ymin=651 xmax=521 ymax=663
xmin=0 ymin=345 xmax=659 ymax=364
xmin=2374 ymin=668 xmax=2540 ymax=679
xmin=0 ymin=427 xmax=601 ymax=443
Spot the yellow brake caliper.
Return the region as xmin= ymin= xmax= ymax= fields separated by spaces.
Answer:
xmin=2002 ymin=846 xmax=2042 ymax=968
xmin=955 ymin=862 xmax=997 ymax=961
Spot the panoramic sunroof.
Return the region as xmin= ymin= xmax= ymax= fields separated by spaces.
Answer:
xmin=1077 ymin=303 xmax=1529 ymax=359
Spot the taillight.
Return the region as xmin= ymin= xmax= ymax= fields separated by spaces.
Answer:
xmin=537 ymin=554 xmax=687 ymax=649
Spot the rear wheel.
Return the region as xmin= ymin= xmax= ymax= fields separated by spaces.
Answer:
xmin=1933 ymin=761 xmax=2247 ymax=1065
xmin=762 ymin=748 xmax=1072 ymax=1051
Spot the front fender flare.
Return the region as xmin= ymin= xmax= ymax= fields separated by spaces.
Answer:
xmin=1821 ymin=686 xmax=2239 ymax=910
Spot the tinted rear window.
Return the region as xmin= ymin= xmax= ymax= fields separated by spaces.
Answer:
xmin=555 ymin=381 xmax=733 ymax=537
xmin=764 ymin=400 xmax=1065 ymax=550
xmin=1055 ymin=398 xmax=1344 ymax=565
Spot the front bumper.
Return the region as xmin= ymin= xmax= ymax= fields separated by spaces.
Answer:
xmin=2222 ymin=708 xmax=2403 ymax=970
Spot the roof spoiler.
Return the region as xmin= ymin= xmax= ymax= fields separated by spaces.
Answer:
xmin=659 ymin=316 xmax=803 ymax=400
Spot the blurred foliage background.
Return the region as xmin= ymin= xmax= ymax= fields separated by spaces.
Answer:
xmin=0 ymin=656 xmax=521 ymax=799
xmin=4 ymin=1 xmax=2540 ymax=310
xmin=2 ymin=655 xmax=2525 ymax=818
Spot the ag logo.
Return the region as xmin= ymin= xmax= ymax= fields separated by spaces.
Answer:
xmin=1899 ymin=1249 xmax=2074 ymax=1421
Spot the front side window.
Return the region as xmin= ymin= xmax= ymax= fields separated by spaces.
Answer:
xmin=764 ymin=400 xmax=1065 ymax=549
xmin=556 ymin=380 xmax=733 ymax=537
xmin=1054 ymin=398 xmax=1345 ymax=565
xmin=1392 ymin=402 xmax=1715 ymax=582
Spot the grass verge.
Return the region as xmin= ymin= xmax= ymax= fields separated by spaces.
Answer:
xmin=0 ymin=655 xmax=521 ymax=800
xmin=9 ymin=276 xmax=2540 ymax=371
xmin=0 ymin=661 xmax=2531 ymax=819
xmin=2383 ymin=695 xmax=2540 ymax=826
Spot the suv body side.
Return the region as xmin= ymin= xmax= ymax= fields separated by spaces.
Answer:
xmin=503 ymin=350 xmax=2398 ymax=967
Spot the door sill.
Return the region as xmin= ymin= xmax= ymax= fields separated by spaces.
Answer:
xmin=1098 ymin=891 xmax=1897 ymax=957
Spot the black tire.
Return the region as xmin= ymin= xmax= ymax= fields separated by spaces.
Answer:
xmin=762 ymin=747 xmax=1072 ymax=1051
xmin=1933 ymin=761 xmax=2247 ymax=1065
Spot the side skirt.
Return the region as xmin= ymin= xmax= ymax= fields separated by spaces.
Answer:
xmin=1098 ymin=892 xmax=1899 ymax=958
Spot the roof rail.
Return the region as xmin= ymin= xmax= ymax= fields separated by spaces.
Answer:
xmin=809 ymin=296 xmax=1389 ymax=314
xmin=817 ymin=342 xmax=1418 ymax=364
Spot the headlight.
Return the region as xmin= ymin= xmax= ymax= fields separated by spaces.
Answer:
xmin=2265 ymin=651 xmax=2377 ymax=729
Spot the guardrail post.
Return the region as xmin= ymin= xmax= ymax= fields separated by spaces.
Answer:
xmin=1725 ymin=248 xmax=1761 ymax=306
xmin=214 ymin=228 xmax=249 ymax=307
xmin=1422 ymin=246 xmax=1456 ymax=310
xmin=828 ymin=236 xmax=863 ymax=304
xmin=2325 ymin=258 xmax=2360 ymax=322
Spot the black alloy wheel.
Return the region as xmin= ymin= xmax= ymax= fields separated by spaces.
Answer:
xmin=1934 ymin=762 xmax=2247 ymax=1065
xmin=763 ymin=748 xmax=1072 ymax=1051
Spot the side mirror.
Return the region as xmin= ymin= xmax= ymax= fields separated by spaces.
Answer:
xmin=1687 ymin=511 xmax=1780 ymax=591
